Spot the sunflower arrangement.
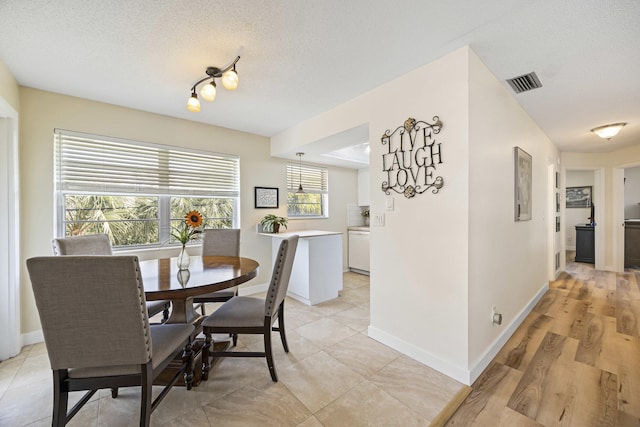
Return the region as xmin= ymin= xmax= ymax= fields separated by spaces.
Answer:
xmin=172 ymin=210 xmax=203 ymax=245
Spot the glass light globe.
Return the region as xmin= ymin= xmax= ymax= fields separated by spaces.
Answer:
xmin=590 ymin=123 xmax=626 ymax=140
xmin=186 ymin=94 xmax=200 ymax=112
xmin=221 ymin=69 xmax=238 ymax=90
xmin=200 ymin=81 xmax=217 ymax=102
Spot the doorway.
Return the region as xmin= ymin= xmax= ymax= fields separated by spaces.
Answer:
xmin=563 ymin=168 xmax=605 ymax=271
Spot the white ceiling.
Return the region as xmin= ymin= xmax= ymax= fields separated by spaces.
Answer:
xmin=1 ymin=0 xmax=638 ymax=168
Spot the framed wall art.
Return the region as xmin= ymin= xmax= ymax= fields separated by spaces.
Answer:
xmin=566 ymin=186 xmax=592 ymax=208
xmin=514 ymin=147 xmax=532 ymax=221
xmin=254 ymin=186 xmax=279 ymax=209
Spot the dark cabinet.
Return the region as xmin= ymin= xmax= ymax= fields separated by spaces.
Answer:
xmin=575 ymin=225 xmax=595 ymax=264
xmin=624 ymin=221 xmax=640 ymax=268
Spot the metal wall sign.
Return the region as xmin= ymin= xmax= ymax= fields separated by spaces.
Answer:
xmin=381 ymin=116 xmax=444 ymax=198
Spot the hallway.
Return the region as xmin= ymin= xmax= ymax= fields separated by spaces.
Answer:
xmin=447 ymin=260 xmax=640 ymax=426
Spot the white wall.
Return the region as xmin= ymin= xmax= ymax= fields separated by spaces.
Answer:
xmin=467 ymin=51 xmax=557 ymax=376
xmin=18 ymin=87 xmax=356 ymax=337
xmin=273 ymin=46 xmax=558 ymax=384
xmin=0 ymin=60 xmax=19 ymax=111
xmin=565 ymin=170 xmax=594 ymax=249
xmin=624 ymin=166 xmax=640 ymax=219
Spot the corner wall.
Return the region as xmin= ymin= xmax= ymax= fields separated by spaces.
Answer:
xmin=467 ymin=51 xmax=558 ymax=377
xmin=273 ymin=46 xmax=559 ymax=384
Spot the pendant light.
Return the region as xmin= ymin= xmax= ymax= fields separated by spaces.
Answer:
xmin=296 ymin=152 xmax=305 ymax=194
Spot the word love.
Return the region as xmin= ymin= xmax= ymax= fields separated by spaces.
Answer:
xmin=381 ymin=117 xmax=444 ymax=198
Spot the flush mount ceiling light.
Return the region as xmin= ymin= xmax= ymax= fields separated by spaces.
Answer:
xmin=186 ymin=56 xmax=240 ymax=112
xmin=296 ymin=152 xmax=305 ymax=194
xmin=590 ymin=122 xmax=627 ymax=140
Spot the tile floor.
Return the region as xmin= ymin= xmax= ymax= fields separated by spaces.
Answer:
xmin=0 ymin=272 xmax=466 ymax=426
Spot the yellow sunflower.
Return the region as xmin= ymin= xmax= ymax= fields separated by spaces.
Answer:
xmin=172 ymin=210 xmax=203 ymax=244
xmin=185 ymin=210 xmax=203 ymax=227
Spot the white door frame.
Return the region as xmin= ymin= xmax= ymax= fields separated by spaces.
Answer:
xmin=612 ymin=163 xmax=640 ymax=272
xmin=0 ymin=98 xmax=20 ymax=360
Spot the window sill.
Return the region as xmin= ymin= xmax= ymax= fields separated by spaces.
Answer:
xmin=288 ymin=216 xmax=328 ymax=220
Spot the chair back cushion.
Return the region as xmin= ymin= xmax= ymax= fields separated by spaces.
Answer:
xmin=201 ymin=228 xmax=241 ymax=257
xmin=26 ymin=256 xmax=152 ymax=370
xmin=264 ymin=235 xmax=299 ymax=317
xmin=52 ymin=234 xmax=113 ymax=255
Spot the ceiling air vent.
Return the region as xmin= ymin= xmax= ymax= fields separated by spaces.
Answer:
xmin=507 ymin=71 xmax=542 ymax=94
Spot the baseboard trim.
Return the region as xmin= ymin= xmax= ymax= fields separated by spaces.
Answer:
xmin=467 ymin=281 xmax=548 ymax=383
xmin=21 ymin=329 xmax=44 ymax=347
xmin=367 ymin=326 xmax=471 ymax=385
xmin=368 ymin=281 xmax=549 ymax=386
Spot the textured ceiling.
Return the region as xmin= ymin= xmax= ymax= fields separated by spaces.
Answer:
xmin=1 ymin=0 xmax=638 ymax=167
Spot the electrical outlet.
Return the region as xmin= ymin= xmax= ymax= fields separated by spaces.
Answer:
xmin=491 ymin=306 xmax=503 ymax=325
xmin=372 ymin=212 xmax=385 ymax=226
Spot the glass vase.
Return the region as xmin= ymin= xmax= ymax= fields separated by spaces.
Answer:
xmin=177 ymin=244 xmax=190 ymax=270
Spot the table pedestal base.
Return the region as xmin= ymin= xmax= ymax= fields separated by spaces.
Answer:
xmin=154 ymin=337 xmax=230 ymax=387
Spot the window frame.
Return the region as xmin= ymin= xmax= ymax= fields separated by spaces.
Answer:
xmin=54 ymin=129 xmax=240 ymax=249
xmin=286 ymin=161 xmax=329 ymax=219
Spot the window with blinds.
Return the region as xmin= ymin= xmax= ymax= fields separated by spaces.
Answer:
xmin=286 ymin=162 xmax=329 ymax=218
xmin=54 ymin=129 xmax=240 ymax=248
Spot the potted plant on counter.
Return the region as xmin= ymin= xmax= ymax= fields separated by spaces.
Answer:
xmin=260 ymin=214 xmax=288 ymax=233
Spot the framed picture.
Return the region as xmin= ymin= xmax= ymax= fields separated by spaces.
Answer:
xmin=254 ymin=186 xmax=279 ymax=209
xmin=514 ymin=147 xmax=532 ymax=221
xmin=566 ymin=186 xmax=592 ymax=208
xmin=555 ymin=171 xmax=560 ymax=189
xmin=556 ymin=216 xmax=560 ymax=232
xmin=556 ymin=192 xmax=560 ymax=213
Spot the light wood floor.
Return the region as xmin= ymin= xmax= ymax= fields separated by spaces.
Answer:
xmin=446 ymin=260 xmax=640 ymax=426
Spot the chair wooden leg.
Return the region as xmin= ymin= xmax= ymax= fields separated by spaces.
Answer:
xmin=277 ymin=304 xmax=289 ymax=353
xmin=201 ymin=333 xmax=212 ymax=381
xmin=139 ymin=364 xmax=152 ymax=427
xmin=200 ymin=303 xmax=206 ymax=316
xmin=264 ymin=327 xmax=278 ymax=382
xmin=111 ymin=387 xmax=119 ymax=398
xmin=182 ymin=341 xmax=194 ymax=390
xmin=52 ymin=370 xmax=69 ymax=427
xmin=232 ymin=333 xmax=238 ymax=347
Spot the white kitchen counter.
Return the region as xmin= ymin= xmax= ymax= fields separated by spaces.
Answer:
xmin=258 ymin=230 xmax=342 ymax=238
xmin=260 ymin=230 xmax=343 ymax=305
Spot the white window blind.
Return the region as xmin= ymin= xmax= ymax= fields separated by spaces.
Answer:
xmin=287 ymin=162 xmax=328 ymax=194
xmin=54 ymin=129 xmax=239 ymax=197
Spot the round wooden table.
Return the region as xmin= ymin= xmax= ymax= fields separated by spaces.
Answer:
xmin=140 ymin=255 xmax=259 ymax=324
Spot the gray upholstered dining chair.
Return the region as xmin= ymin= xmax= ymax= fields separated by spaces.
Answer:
xmin=52 ymin=234 xmax=171 ymax=322
xmin=201 ymin=235 xmax=298 ymax=382
xmin=193 ymin=228 xmax=241 ymax=315
xmin=26 ymin=256 xmax=195 ymax=427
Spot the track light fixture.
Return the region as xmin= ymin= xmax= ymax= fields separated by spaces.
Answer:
xmin=186 ymin=56 xmax=240 ymax=112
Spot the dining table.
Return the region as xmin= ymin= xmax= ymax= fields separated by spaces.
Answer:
xmin=140 ymin=255 xmax=259 ymax=324
xmin=139 ymin=255 xmax=259 ymax=386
